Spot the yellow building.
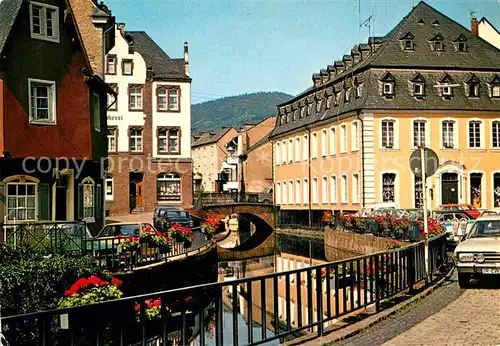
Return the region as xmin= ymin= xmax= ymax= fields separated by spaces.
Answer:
xmin=270 ymin=2 xmax=500 ymax=221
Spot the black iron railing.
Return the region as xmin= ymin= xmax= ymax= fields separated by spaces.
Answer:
xmin=1 ymin=221 xmax=90 ymax=252
xmin=199 ymin=192 xmax=273 ymax=206
xmin=0 ymin=235 xmax=447 ymax=346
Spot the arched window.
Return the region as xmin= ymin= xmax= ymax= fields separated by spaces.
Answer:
xmin=157 ymin=173 xmax=181 ymax=202
xmin=5 ymin=176 xmax=38 ymax=221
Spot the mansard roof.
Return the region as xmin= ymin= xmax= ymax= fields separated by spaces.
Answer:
xmin=126 ymin=31 xmax=191 ymax=82
xmin=0 ymin=0 xmax=22 ymax=55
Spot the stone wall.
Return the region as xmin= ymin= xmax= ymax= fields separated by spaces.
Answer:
xmin=324 ymin=228 xmax=395 ymax=257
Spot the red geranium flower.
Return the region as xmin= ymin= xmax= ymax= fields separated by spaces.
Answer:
xmin=88 ymin=275 xmax=104 ymax=286
xmin=112 ymin=277 xmax=123 ymax=286
xmin=184 ymin=296 xmax=193 ymax=302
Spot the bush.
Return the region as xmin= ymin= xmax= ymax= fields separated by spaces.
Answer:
xmin=0 ymin=244 xmax=103 ymax=316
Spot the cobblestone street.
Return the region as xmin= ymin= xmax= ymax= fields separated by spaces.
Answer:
xmin=335 ymin=272 xmax=500 ymax=346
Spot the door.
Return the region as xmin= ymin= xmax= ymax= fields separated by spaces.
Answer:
xmin=130 ymin=182 xmax=136 ymax=212
xmin=442 ymin=173 xmax=459 ymax=205
xmin=136 ymin=181 xmax=143 ymax=208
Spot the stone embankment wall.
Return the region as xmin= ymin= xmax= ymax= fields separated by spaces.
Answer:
xmin=324 ymin=227 xmax=396 ymax=257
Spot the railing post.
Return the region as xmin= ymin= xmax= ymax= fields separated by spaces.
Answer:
xmin=316 ymin=267 xmax=324 ymax=337
xmin=408 ymin=247 xmax=415 ymax=293
xmin=374 ymin=255 xmax=380 ymax=312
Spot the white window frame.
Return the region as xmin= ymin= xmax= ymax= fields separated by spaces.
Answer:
xmin=412 ymin=118 xmax=430 ymax=148
xmin=413 ymin=83 xmax=424 ymax=96
xmin=288 ymin=139 xmax=293 ymax=163
xmin=440 ymin=118 xmax=458 ymax=149
xmin=105 ymin=175 xmax=113 ymax=201
xmin=467 ymin=118 xmax=485 ymax=150
xmin=288 ymin=180 xmax=294 ymax=205
xmin=311 ymin=132 xmax=318 ymax=159
xmin=303 ymin=178 xmax=309 ymax=204
xmin=492 ymin=85 xmax=500 ymax=98
xmin=295 ymin=179 xmax=301 ymax=204
xmin=129 ymin=86 xmax=143 ymax=110
xmin=281 ymin=140 xmax=287 ymax=164
xmin=312 ymin=177 xmax=319 ymax=204
xmin=82 ymin=177 xmax=95 ymax=221
xmin=275 ymin=143 xmax=281 ymax=165
xmin=329 ymin=126 xmax=336 ymax=155
xmin=6 ymin=181 xmax=38 ymax=222
xmin=29 ymin=1 xmax=60 ymax=43
xmin=106 ymin=56 xmax=116 ymax=75
xmin=491 ymin=120 xmax=500 ymax=149
xmin=158 ymin=129 xmax=168 ymax=153
xmin=294 ymin=137 xmax=301 ymax=162
xmin=276 ymin=182 xmax=281 ymax=205
xmin=130 ymin=129 xmax=143 ymax=152
xmin=107 ymin=128 xmax=117 ymax=152
xmin=352 ymin=173 xmax=359 ymax=204
xmin=168 ymin=88 xmax=180 ymax=111
xmin=383 ymin=83 xmax=393 ymax=95
xmin=303 ymin=134 xmax=309 ymax=161
xmin=351 ymin=121 xmax=359 ymax=152
xmin=28 ymin=78 xmax=56 ymax=125
xmin=282 ymin=181 xmax=287 ymax=205
xmin=380 ymin=118 xmax=398 ymax=149
xmin=340 ymin=124 xmax=347 ymax=153
xmin=341 ymin=174 xmax=348 ymax=204
xmin=157 ymin=88 xmax=168 ymax=110
xmin=442 ymin=85 xmax=452 ymax=96
xmin=330 ymin=175 xmax=337 ymax=203
xmin=157 ymin=173 xmax=182 ymax=202
xmin=321 ymin=129 xmax=328 ymax=157
xmin=322 ymin=176 xmax=328 ymax=204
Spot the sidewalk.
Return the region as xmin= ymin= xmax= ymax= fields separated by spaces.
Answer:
xmin=105 ymin=212 xmax=154 ymax=224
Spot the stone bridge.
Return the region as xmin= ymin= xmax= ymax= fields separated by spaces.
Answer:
xmin=201 ymin=203 xmax=276 ymax=228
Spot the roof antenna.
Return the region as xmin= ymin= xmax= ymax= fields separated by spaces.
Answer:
xmin=360 ymin=15 xmax=373 ymax=39
xmin=470 ymin=10 xmax=476 ymax=18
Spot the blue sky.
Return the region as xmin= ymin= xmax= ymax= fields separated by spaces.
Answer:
xmin=105 ymin=0 xmax=500 ymax=104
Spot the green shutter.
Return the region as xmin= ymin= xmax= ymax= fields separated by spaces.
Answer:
xmin=96 ymin=184 xmax=102 ymax=219
xmin=0 ymin=183 xmax=5 ymax=221
xmin=38 ymin=183 xmax=50 ymax=221
xmin=78 ymin=183 xmax=83 ymax=219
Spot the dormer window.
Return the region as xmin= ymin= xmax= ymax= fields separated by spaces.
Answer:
xmin=307 ymin=103 xmax=313 ymax=116
xmin=326 ymin=95 xmax=333 ymax=109
xmin=316 ymin=99 xmax=322 ymax=112
xmin=345 ymin=89 xmax=350 ymax=103
xmin=442 ymin=86 xmax=452 ymax=96
xmin=430 ymin=33 xmax=444 ymax=51
xmin=354 ymin=79 xmax=362 ymax=98
xmin=400 ymin=32 xmax=414 ymax=51
xmin=458 ymin=42 xmax=467 ymax=52
xmin=489 ymin=75 xmax=500 ymax=98
xmin=433 ymin=41 xmax=443 ymax=51
xmin=380 ymin=72 xmax=395 ymax=97
xmin=300 ymin=106 xmax=306 ymax=118
xmin=453 ymin=34 xmax=468 ymax=52
xmin=439 ymin=74 xmax=454 ymax=99
xmin=466 ymin=74 xmax=480 ymax=98
xmin=383 ymin=83 xmax=393 ymax=95
xmin=411 ymin=73 xmax=425 ymax=98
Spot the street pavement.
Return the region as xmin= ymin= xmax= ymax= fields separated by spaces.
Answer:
xmin=106 ymin=212 xmax=154 ymax=224
xmin=335 ymin=271 xmax=500 ymax=346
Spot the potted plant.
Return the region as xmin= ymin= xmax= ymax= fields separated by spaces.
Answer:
xmin=201 ymin=215 xmax=220 ymax=240
xmin=168 ymin=223 xmax=195 ymax=248
xmin=154 ymin=233 xmax=172 ymax=254
xmin=117 ymin=235 xmax=140 ymax=253
xmin=59 ymin=276 xmax=123 ymax=308
xmin=140 ymin=225 xmax=157 ymax=246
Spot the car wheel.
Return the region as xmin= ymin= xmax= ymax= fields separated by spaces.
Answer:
xmin=458 ymin=273 xmax=471 ymax=289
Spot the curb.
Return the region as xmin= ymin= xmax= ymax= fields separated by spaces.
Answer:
xmin=291 ymin=266 xmax=455 ymax=346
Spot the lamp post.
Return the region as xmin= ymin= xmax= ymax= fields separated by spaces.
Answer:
xmin=419 ymin=145 xmax=430 ymax=283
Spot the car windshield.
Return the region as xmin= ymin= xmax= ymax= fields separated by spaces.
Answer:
xmin=166 ymin=211 xmax=189 ymax=219
xmin=468 ymin=220 xmax=500 ymax=238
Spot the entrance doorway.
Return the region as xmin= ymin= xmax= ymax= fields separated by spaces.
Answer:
xmin=441 ymin=172 xmax=459 ymax=205
xmin=129 ymin=172 xmax=144 ymax=212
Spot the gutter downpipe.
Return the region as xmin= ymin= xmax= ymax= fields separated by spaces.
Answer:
xmin=307 ymin=126 xmax=312 ymax=228
xmin=356 ymin=110 xmax=365 ymax=208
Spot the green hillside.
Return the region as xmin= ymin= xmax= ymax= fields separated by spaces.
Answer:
xmin=191 ymin=92 xmax=292 ymax=133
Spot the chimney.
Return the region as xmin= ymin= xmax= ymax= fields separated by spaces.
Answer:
xmin=184 ymin=42 xmax=190 ymax=76
xmin=471 ymin=17 xmax=478 ymax=35
xmin=118 ymin=23 xmax=125 ymax=35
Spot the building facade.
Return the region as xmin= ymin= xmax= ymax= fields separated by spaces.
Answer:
xmin=105 ymin=24 xmax=193 ymax=215
xmin=0 ymin=0 xmax=114 ymax=234
xmin=270 ymin=1 xmax=500 ymax=220
xmin=474 ymin=17 xmax=500 ymax=50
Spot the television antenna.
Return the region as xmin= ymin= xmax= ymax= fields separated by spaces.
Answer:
xmin=360 ymin=15 xmax=374 ymax=38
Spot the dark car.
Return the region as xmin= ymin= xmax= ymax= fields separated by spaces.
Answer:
xmin=160 ymin=209 xmax=194 ymax=231
xmin=153 ymin=206 xmax=181 ymax=230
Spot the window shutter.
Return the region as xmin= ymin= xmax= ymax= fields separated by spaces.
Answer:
xmin=78 ymin=183 xmax=83 ymax=219
xmin=38 ymin=183 xmax=50 ymax=221
xmin=0 ymin=182 xmax=5 ymax=221
xmin=96 ymin=184 xmax=102 ymax=218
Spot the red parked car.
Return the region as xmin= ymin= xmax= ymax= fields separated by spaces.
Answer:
xmin=439 ymin=204 xmax=480 ymax=219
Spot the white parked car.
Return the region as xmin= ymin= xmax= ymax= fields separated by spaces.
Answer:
xmin=454 ymin=215 xmax=500 ymax=288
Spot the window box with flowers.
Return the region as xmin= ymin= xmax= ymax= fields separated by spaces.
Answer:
xmin=201 ymin=215 xmax=221 ymax=240
xmin=168 ymin=223 xmax=195 ymax=248
xmin=59 ymin=276 xmax=123 ymax=308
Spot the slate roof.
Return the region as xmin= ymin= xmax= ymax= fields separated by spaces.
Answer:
xmin=0 ymin=0 xmax=23 ymax=55
xmin=126 ymin=31 xmax=191 ymax=82
xmin=270 ymin=1 xmax=500 ymax=139
xmin=192 ymin=128 xmax=234 ymax=148
xmin=247 ymin=132 xmax=271 ymax=153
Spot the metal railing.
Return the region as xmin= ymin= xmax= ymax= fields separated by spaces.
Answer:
xmin=86 ymin=228 xmax=213 ymax=271
xmin=199 ymin=192 xmax=273 ymax=206
xmin=1 ymin=221 xmax=90 ymax=252
xmin=331 ymin=216 xmax=423 ymax=241
xmin=0 ymin=234 xmax=447 ymax=346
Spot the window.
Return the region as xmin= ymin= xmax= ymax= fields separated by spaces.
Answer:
xmin=29 ymin=2 xmax=59 ymax=42
xmin=295 ymin=137 xmax=301 ymax=162
xmin=433 ymin=41 xmax=443 ymax=51
xmin=492 ymin=85 xmax=500 ymax=98
xmin=494 ymin=173 xmax=500 ymax=208
xmin=340 ymin=125 xmax=347 ymax=153
xmin=6 ymin=183 xmax=37 ymax=221
xmin=345 ymin=89 xmax=350 ymax=103
xmin=282 ymin=181 xmax=287 ymax=205
xmin=129 ymin=86 xmax=143 ymax=110
xmin=326 ymin=95 xmax=333 ymax=109
xmin=382 ymin=173 xmax=396 ymax=203
xmin=469 ymin=120 xmax=482 ymax=148
xmin=28 ymin=79 xmax=56 ymax=124
xmin=355 ymin=83 xmax=362 ymax=99
xmin=122 ymin=60 xmax=133 ymax=75
xmin=322 ymin=176 xmax=328 ymax=204
xmin=276 ymin=182 xmax=281 ymax=205
xmin=106 ymin=56 xmax=117 ymax=75
xmin=312 ymin=178 xmax=318 ymax=204
xmin=307 ymin=103 xmax=313 ymax=116
xmin=157 ymin=89 xmax=167 ymax=110
xmin=105 ymin=175 xmax=113 ymax=201
xmin=107 ymin=84 xmax=117 ymax=111
xmin=403 ymin=39 xmax=413 ymax=50
xmin=413 ymin=120 xmax=426 ymax=148
xmin=351 ymin=121 xmax=359 ymax=151
xmin=352 ymin=173 xmax=359 ymax=203
xmin=457 ymin=42 xmax=467 ymax=52
xmin=168 ymin=88 xmax=180 ymax=111
xmin=275 ymin=143 xmax=281 ymax=165
xmin=92 ymin=92 xmax=101 ymax=132
xmin=157 ymin=173 xmax=181 ymax=202
xmin=311 ymin=132 xmax=318 ymax=159
xmin=300 ymin=106 xmax=306 ymax=118
xmin=288 ymin=139 xmax=293 ymax=163
xmin=470 ymin=173 xmax=482 ymax=208
xmin=129 ymin=128 xmax=143 ymax=152
xmin=158 ymin=129 xmax=168 ymax=153
xmin=82 ymin=178 xmax=95 ymax=219
xmin=330 ymin=175 xmax=337 ymax=203
xmin=329 ymin=127 xmax=336 ymax=155
xmin=295 ymin=180 xmax=301 ymax=204
xmin=468 ymin=83 xmax=479 ymax=97
xmin=383 ymin=83 xmax=393 ymax=95
xmin=168 ymin=129 xmax=180 ymax=153
xmin=303 ymin=178 xmax=309 ymax=204
xmin=413 ymin=83 xmax=424 ymax=96
xmin=414 ymin=176 xmax=423 ymax=208
xmin=302 ymin=135 xmax=309 ymax=160
xmin=493 ymin=121 xmax=500 ymax=149
xmin=442 ymin=86 xmax=452 ymax=96
xmin=341 ymin=175 xmax=348 ymax=203
xmin=442 ymin=120 xmax=455 ymax=149
xmin=381 ymin=120 xmax=395 ymax=149
xmin=288 ymin=181 xmax=294 ymax=205
xmin=281 ymin=140 xmax=287 ymax=164
xmin=107 ymin=128 xmax=117 ymax=152
xmin=321 ymin=129 xmax=327 ymax=157
xmin=316 ymin=99 xmax=322 ymax=112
